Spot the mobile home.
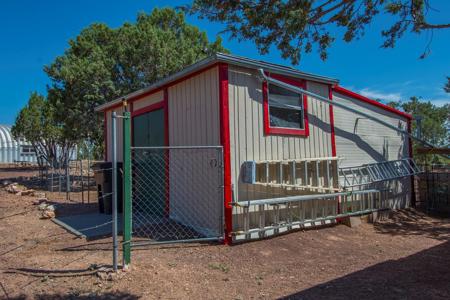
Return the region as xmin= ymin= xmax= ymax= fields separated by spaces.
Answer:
xmin=96 ymin=53 xmax=414 ymax=244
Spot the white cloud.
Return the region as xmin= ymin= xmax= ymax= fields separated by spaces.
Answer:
xmin=428 ymin=98 xmax=450 ymax=107
xmin=358 ymin=88 xmax=403 ymax=102
xmin=355 ymin=85 xmax=450 ymax=106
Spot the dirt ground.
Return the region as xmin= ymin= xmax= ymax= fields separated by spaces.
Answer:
xmin=0 ymin=172 xmax=449 ymax=299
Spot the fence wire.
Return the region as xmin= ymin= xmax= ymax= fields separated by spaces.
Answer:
xmin=0 ymin=160 xmax=99 ymax=204
xmin=416 ymin=164 xmax=450 ymax=213
xmin=131 ymin=146 xmax=224 ymax=244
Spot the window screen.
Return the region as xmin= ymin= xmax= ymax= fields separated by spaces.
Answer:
xmin=268 ymin=83 xmax=304 ymax=129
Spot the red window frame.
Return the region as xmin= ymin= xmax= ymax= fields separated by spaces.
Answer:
xmin=263 ymin=73 xmax=309 ymax=136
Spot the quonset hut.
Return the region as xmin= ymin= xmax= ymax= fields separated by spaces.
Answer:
xmin=0 ymin=125 xmax=37 ymax=164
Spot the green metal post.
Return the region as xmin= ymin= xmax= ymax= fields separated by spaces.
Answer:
xmin=122 ymin=111 xmax=132 ymax=268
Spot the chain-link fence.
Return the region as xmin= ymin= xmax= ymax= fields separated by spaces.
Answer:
xmin=131 ymin=146 xmax=224 ymax=245
xmin=0 ymin=160 xmax=99 ymax=204
xmin=416 ymin=164 xmax=450 ymax=214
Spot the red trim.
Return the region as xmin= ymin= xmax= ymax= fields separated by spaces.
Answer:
xmin=407 ymin=119 xmax=416 ymax=207
xmin=328 ymin=85 xmax=337 ymax=157
xmin=101 ymin=63 xmax=220 ymax=112
xmin=131 ymin=101 xmax=165 ymax=117
xmin=328 ymin=85 xmax=340 ymax=216
xmin=164 ymin=89 xmax=170 ymax=216
xmin=333 ymin=86 xmax=413 ymax=120
xmin=219 ymin=63 xmax=232 ymax=244
xmin=263 ymin=73 xmax=309 ymax=136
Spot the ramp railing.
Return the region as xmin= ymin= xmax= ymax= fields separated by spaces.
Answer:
xmin=232 ymin=189 xmax=382 ymax=241
xmin=339 ymin=158 xmax=422 ymax=188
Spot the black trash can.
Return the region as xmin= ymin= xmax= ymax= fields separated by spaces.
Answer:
xmin=93 ymin=162 xmax=123 ymax=214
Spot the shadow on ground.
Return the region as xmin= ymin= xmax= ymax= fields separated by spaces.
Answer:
xmin=373 ymin=208 xmax=450 ymax=241
xmin=280 ymin=240 xmax=450 ymax=299
xmin=46 ymin=201 xmax=98 ymax=217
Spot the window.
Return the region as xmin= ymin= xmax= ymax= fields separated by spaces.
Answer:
xmin=263 ymin=75 xmax=309 ymax=136
xmin=268 ymin=84 xmax=304 ymax=129
xmin=21 ymin=145 xmax=35 ymax=155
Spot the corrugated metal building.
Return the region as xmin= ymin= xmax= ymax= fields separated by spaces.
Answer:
xmin=96 ymin=53 xmax=413 ymax=243
xmin=0 ymin=125 xmax=37 ymax=164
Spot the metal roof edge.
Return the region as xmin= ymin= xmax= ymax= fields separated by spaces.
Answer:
xmin=96 ymin=52 xmax=339 ymax=112
xmin=215 ymin=52 xmax=339 ymax=85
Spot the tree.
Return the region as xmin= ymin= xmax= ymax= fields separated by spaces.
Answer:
xmin=445 ymin=77 xmax=450 ymax=93
xmin=11 ymin=92 xmax=75 ymax=168
xmin=185 ymin=0 xmax=450 ymax=64
xmin=45 ymin=8 xmax=227 ymax=157
xmin=388 ymin=96 xmax=450 ymax=163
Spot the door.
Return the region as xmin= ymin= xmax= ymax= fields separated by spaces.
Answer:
xmin=132 ymin=108 xmax=166 ymax=217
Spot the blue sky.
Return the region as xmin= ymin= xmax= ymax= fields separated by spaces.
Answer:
xmin=0 ymin=0 xmax=449 ymax=124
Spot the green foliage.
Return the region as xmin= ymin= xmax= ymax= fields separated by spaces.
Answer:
xmin=186 ymin=0 xmax=450 ymax=64
xmin=388 ymin=96 xmax=450 ymax=163
xmin=44 ymin=7 xmax=227 ymax=157
xmin=11 ymin=92 xmax=72 ymax=167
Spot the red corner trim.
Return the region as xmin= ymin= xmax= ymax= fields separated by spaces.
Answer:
xmin=333 ymin=86 xmax=413 ymax=120
xmin=407 ymin=119 xmax=416 ymax=207
xmin=328 ymin=85 xmax=340 ymax=215
xmin=263 ymin=73 xmax=309 ymax=136
xmin=219 ymin=63 xmax=232 ymax=244
xmin=328 ymin=85 xmax=337 ymax=157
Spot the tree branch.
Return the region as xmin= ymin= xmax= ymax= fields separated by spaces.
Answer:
xmin=309 ymin=0 xmax=355 ymax=24
xmin=417 ymin=22 xmax=450 ymax=29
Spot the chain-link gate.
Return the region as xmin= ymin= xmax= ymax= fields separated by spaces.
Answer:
xmin=130 ymin=146 xmax=224 ymax=246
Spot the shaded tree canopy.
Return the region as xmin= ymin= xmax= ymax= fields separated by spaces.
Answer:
xmin=185 ymin=0 xmax=450 ymax=64
xmin=387 ymin=96 xmax=449 ymax=162
xmin=44 ymin=8 xmax=227 ymax=156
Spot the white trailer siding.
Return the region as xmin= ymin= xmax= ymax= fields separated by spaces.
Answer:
xmin=332 ymin=90 xmax=412 ymax=208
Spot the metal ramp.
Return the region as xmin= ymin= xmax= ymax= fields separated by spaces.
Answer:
xmin=243 ymin=156 xmax=340 ymax=192
xmin=339 ymin=158 xmax=422 ymax=188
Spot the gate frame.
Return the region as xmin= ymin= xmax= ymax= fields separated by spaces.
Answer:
xmin=122 ymin=107 xmax=226 ymax=266
xmin=129 ymin=145 xmax=225 ymax=247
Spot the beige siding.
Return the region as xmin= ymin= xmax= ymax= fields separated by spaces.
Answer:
xmin=333 ymin=91 xmax=411 ymax=208
xmin=167 ymin=66 xmax=222 ymax=234
xmin=228 ymin=66 xmax=335 ymax=230
xmin=105 ymin=106 xmax=124 ymax=162
xmin=168 ymin=66 xmax=221 ymax=146
xmin=228 ymin=66 xmax=333 ymax=202
xmin=132 ymin=90 xmax=164 ymax=111
xmin=333 ymin=92 xmax=410 ymax=167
